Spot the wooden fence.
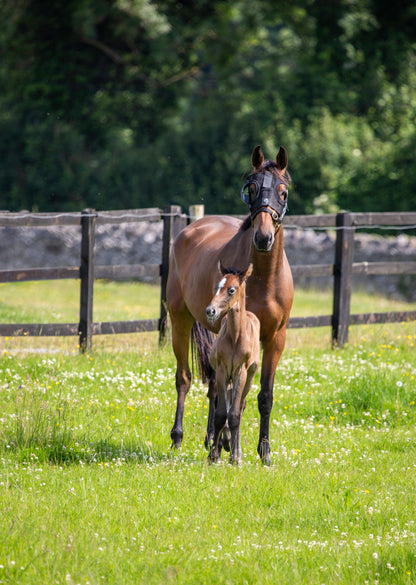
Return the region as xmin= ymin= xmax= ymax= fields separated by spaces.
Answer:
xmin=0 ymin=207 xmax=415 ymax=350
xmin=0 ymin=205 xmax=187 ymax=351
xmin=285 ymin=211 xmax=416 ymax=345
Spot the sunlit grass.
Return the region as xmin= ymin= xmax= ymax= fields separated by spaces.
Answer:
xmin=292 ymin=286 xmax=416 ymax=316
xmin=0 ymin=278 xmax=415 ymax=583
xmin=0 ymin=279 xmax=159 ymax=323
xmin=1 ymin=327 xmax=415 ymax=584
xmin=1 ymin=280 xmax=415 ymax=355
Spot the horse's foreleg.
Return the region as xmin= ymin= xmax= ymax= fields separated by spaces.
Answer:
xmin=257 ymin=328 xmax=286 ymax=465
xmin=170 ymin=320 xmax=193 ymax=449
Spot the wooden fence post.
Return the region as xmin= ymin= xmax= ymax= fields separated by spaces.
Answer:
xmin=159 ymin=205 xmax=186 ymax=343
xmin=332 ymin=212 xmax=355 ymax=347
xmin=188 ymin=204 xmax=205 ymax=222
xmin=79 ymin=208 xmax=96 ymax=352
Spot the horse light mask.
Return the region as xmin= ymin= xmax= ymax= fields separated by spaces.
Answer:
xmin=241 ymin=171 xmax=288 ymax=225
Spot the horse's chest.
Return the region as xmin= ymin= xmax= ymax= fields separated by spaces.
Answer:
xmin=247 ymin=288 xmax=283 ymax=327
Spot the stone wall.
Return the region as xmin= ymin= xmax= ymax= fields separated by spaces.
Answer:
xmin=1 ymin=221 xmax=415 ymax=300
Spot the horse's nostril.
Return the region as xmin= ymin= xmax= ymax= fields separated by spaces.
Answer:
xmin=206 ymin=307 xmax=216 ymax=318
xmin=254 ymin=231 xmax=274 ymax=252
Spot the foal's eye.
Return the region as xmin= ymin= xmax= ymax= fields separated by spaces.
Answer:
xmin=227 ymin=287 xmax=236 ymax=296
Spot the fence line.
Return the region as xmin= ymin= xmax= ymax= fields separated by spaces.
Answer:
xmin=0 ymin=206 xmax=415 ymax=350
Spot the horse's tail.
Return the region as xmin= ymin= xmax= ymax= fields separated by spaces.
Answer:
xmin=191 ymin=321 xmax=214 ymax=384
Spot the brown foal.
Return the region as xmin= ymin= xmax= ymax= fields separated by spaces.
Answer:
xmin=205 ymin=262 xmax=260 ymax=464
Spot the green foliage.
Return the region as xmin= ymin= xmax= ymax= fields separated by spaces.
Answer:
xmin=1 ymin=0 xmax=416 ymax=214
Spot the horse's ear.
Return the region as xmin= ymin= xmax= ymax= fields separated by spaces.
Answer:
xmin=218 ymin=260 xmax=226 ymax=276
xmin=252 ymin=145 xmax=264 ymax=170
xmin=276 ymin=146 xmax=288 ymax=171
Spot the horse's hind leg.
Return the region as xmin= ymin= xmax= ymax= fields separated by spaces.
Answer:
xmin=205 ymin=371 xmax=217 ymax=449
xmin=170 ymin=315 xmax=193 ymax=449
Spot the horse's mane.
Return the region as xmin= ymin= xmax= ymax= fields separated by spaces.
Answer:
xmin=239 ymin=214 xmax=252 ymax=232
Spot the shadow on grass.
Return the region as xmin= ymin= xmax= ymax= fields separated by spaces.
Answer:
xmin=1 ymin=391 xmax=201 ymax=465
xmin=1 ymin=433 xmax=205 ymax=466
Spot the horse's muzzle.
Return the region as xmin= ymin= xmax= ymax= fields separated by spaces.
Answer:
xmin=253 ymin=229 xmax=274 ymax=252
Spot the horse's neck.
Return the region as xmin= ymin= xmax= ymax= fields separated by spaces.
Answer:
xmin=226 ymin=286 xmax=247 ymax=343
xmin=251 ymin=229 xmax=285 ymax=276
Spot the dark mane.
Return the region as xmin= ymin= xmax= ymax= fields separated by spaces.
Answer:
xmin=239 ymin=214 xmax=252 ymax=232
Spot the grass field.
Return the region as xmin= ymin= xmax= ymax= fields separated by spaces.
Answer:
xmin=1 ymin=281 xmax=416 ymax=584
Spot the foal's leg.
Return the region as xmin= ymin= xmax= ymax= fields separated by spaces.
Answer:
xmin=205 ymin=363 xmax=230 ymax=453
xmin=257 ymin=328 xmax=286 ymax=465
xmin=208 ymin=368 xmax=227 ymax=462
xmin=228 ymin=368 xmax=248 ymax=464
xmin=170 ymin=314 xmax=194 ymax=449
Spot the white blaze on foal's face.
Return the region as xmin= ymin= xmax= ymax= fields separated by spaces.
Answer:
xmin=216 ymin=277 xmax=227 ymax=295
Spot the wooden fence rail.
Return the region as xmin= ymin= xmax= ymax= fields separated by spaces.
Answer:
xmin=284 ymin=211 xmax=416 ymax=346
xmin=0 ymin=207 xmax=415 ymax=350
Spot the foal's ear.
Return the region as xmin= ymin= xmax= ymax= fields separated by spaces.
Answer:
xmin=240 ymin=263 xmax=253 ymax=282
xmin=276 ymin=146 xmax=288 ymax=171
xmin=252 ymin=145 xmax=264 ymax=170
xmin=218 ymin=260 xmax=226 ymax=276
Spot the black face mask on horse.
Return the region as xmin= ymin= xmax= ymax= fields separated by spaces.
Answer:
xmin=241 ymin=163 xmax=289 ymax=226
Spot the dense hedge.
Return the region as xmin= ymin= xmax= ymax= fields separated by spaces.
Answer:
xmin=1 ymin=0 xmax=416 ymax=215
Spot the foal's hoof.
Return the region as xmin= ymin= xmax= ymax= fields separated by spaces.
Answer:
xmin=229 ymin=455 xmax=242 ymax=466
xmin=208 ymin=448 xmax=220 ymax=464
xmin=221 ymin=427 xmax=231 ymax=452
xmin=204 ymin=433 xmax=213 ymax=451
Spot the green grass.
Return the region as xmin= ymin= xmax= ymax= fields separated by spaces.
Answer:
xmin=0 ymin=280 xmax=159 ymax=323
xmin=1 ymin=281 xmax=416 ymax=584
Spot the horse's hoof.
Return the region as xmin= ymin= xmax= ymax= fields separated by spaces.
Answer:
xmin=170 ymin=427 xmax=183 ymax=449
xmin=262 ymin=452 xmax=272 ymax=466
xmin=258 ymin=439 xmax=272 ymax=465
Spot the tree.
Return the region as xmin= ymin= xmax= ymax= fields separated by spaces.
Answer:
xmin=0 ymin=0 xmax=416 ymax=215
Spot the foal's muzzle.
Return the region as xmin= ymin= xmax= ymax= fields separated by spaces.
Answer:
xmin=206 ymin=306 xmax=218 ymax=323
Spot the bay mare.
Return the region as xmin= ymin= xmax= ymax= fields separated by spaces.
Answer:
xmin=167 ymin=146 xmax=294 ymax=464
